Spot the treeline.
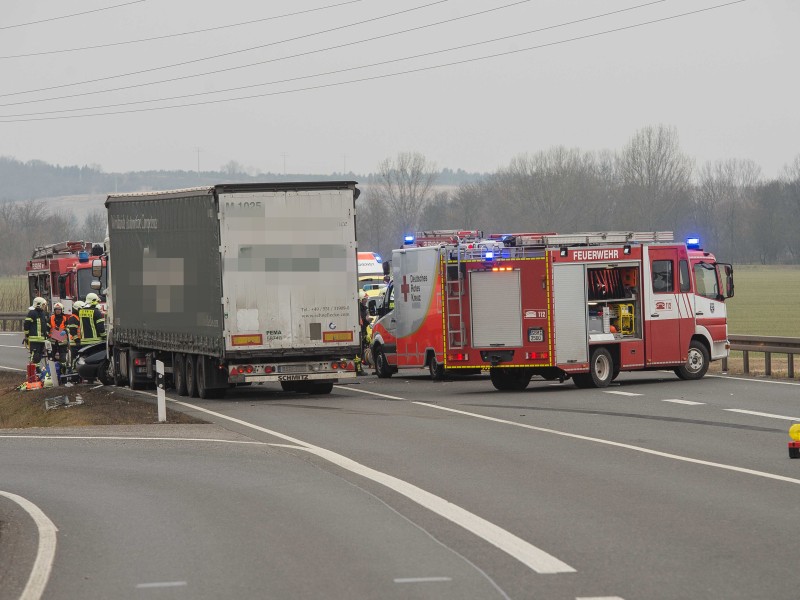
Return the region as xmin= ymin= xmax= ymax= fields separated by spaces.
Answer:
xmin=357 ymin=126 xmax=800 ymax=265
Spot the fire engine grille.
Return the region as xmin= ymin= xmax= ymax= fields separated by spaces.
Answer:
xmin=469 ymin=270 xmax=522 ymax=347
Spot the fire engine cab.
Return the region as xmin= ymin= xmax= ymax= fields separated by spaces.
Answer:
xmin=370 ymin=230 xmax=734 ymax=390
xmin=26 ymin=241 xmax=108 ymax=311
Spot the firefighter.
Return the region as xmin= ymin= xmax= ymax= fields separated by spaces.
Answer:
xmin=24 ymin=297 xmax=50 ymax=369
xmin=49 ymin=302 xmax=68 ymax=363
xmin=79 ymin=292 xmax=106 ymax=345
xmin=66 ymin=300 xmax=84 ymax=370
xmin=357 ymin=291 xmax=370 ymax=372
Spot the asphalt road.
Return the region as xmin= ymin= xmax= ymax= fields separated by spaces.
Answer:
xmin=2 ymin=335 xmax=800 ymax=599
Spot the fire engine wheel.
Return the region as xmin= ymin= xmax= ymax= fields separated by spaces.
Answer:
xmin=490 ymin=368 xmax=530 ymax=391
xmin=375 ymin=347 xmax=393 ymax=379
xmin=675 ymin=341 xmax=710 ymax=380
xmin=588 ymin=347 xmax=614 ymax=388
xmin=173 ymin=353 xmax=188 ymax=396
xmin=185 ymin=354 xmax=199 ymax=398
xmin=428 ymin=356 xmax=445 ymax=381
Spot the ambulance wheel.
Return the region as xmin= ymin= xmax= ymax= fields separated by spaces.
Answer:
xmin=375 ymin=347 xmax=393 ymax=379
xmin=428 ymin=356 xmax=444 ymax=381
xmin=675 ymin=341 xmax=709 ymax=380
xmin=185 ymin=354 xmax=199 ymax=398
xmin=490 ymin=368 xmax=530 ymax=391
xmin=174 ymin=353 xmax=188 ymax=396
xmin=588 ymin=347 xmax=614 ymax=388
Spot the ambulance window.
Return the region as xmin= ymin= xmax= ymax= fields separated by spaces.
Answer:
xmin=679 ymin=260 xmax=691 ymax=293
xmin=652 ymin=260 xmax=673 ymax=293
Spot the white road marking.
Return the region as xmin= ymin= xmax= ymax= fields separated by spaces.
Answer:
xmin=135 ymin=581 xmax=187 ymax=589
xmin=576 ymin=596 xmax=625 ymax=599
xmin=724 ymin=409 xmax=800 ymax=421
xmin=333 ymin=385 xmax=405 ymax=400
xmin=394 ymin=577 xmax=452 ymax=583
xmin=161 ymin=397 xmax=575 ymax=575
xmin=708 ymin=374 xmax=800 ymax=386
xmin=0 ymin=435 xmax=267 ymax=445
xmin=661 ymin=399 xmax=705 ymax=405
xmin=0 ymin=365 xmax=26 ymax=371
xmin=412 ymin=402 xmax=800 ymax=487
xmin=602 ymin=391 xmax=642 ymax=396
xmin=0 ymin=344 xmax=28 ymax=349
xmin=0 ymin=490 xmax=58 ymax=600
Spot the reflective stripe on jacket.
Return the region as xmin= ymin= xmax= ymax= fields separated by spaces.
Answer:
xmin=24 ymin=308 xmax=49 ymax=343
xmin=79 ymin=306 xmax=106 ymax=344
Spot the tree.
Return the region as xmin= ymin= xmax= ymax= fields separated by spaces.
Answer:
xmin=372 ymin=152 xmax=438 ymax=240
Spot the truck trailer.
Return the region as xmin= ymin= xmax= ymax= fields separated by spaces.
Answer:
xmin=370 ymin=230 xmax=734 ymax=389
xmin=97 ymin=182 xmax=361 ymax=397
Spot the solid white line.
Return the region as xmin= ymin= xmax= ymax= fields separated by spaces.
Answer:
xmin=135 ymin=581 xmax=187 ymax=588
xmin=724 ymin=409 xmax=800 ymax=421
xmin=394 ymin=577 xmax=452 ymax=583
xmin=661 ymin=399 xmax=705 ymax=406
xmin=333 ymin=385 xmax=405 ymax=400
xmin=0 ymin=365 xmax=26 ymax=371
xmin=576 ymin=596 xmax=625 ymax=600
xmin=412 ymin=402 xmax=800 ymax=487
xmin=0 ymin=344 xmax=28 ymax=349
xmin=164 ymin=399 xmax=575 ymax=574
xmin=602 ymin=391 xmax=642 ymax=396
xmin=707 ymin=374 xmax=800 ymax=386
xmin=0 ymin=435 xmax=267 ymax=445
xmin=0 ymin=490 xmax=58 ymax=600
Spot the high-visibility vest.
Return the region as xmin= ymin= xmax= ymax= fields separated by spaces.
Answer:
xmin=66 ymin=313 xmax=81 ymax=346
xmin=50 ymin=313 xmax=67 ymax=331
xmin=79 ymin=306 xmax=106 ymax=344
xmin=24 ymin=309 xmax=49 ymax=343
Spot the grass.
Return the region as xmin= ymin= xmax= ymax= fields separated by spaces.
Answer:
xmin=726 ymin=265 xmax=800 ymax=337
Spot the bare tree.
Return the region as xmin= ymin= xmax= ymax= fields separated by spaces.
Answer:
xmin=78 ymin=210 xmax=108 ymax=243
xmin=617 ymin=125 xmax=694 ymax=230
xmin=781 ymin=155 xmax=800 ymax=262
xmin=373 ymin=152 xmax=438 ymax=237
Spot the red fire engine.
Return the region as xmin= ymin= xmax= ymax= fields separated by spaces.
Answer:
xmin=369 ymin=230 xmax=734 ymax=389
xmin=25 ymin=241 xmax=108 ymax=311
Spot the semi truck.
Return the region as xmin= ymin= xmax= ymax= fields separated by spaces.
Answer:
xmin=94 ymin=182 xmax=361 ymax=398
xmin=370 ymin=230 xmax=734 ymax=389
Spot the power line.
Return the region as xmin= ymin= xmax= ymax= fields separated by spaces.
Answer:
xmin=0 ymin=0 xmax=366 ymax=60
xmin=0 ymin=0 xmax=541 ymax=107
xmin=0 ymin=0 xmax=146 ymax=31
xmin=0 ymin=0 xmax=671 ymax=116
xmin=0 ymin=1 xmax=747 ymax=123
xmin=0 ymin=0 xmax=454 ymax=99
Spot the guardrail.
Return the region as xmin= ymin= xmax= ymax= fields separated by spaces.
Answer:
xmin=724 ymin=334 xmax=800 ymax=378
xmin=0 ymin=312 xmax=24 ymax=331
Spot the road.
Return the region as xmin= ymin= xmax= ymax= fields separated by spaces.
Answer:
xmin=2 ymin=336 xmax=800 ymax=599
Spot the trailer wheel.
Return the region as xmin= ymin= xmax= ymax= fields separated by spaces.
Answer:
xmin=428 ymin=355 xmax=444 ymax=381
xmin=128 ymin=352 xmax=145 ymax=391
xmin=490 ymin=368 xmax=530 ymax=391
xmin=174 ymin=353 xmax=188 ymax=396
xmin=375 ymin=346 xmax=393 ymax=379
xmin=297 ymin=382 xmax=334 ymax=395
xmin=280 ymin=381 xmax=298 ymax=392
xmin=588 ymin=347 xmax=614 ymax=388
xmin=195 ymin=355 xmax=224 ymax=399
xmin=675 ymin=341 xmax=710 ymax=380
xmin=185 ymin=354 xmax=199 ymax=398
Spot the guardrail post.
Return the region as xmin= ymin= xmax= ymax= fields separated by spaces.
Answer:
xmin=743 ymin=351 xmax=750 ymax=374
xmin=722 ymin=357 xmax=728 ymax=372
xmin=765 ymin=352 xmax=772 ymax=376
xmin=789 ymin=354 xmax=795 ymax=379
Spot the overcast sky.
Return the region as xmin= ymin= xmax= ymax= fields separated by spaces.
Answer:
xmin=0 ymin=0 xmax=797 ymax=178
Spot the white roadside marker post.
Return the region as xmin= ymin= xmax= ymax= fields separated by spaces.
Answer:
xmin=156 ymin=360 xmax=166 ymax=423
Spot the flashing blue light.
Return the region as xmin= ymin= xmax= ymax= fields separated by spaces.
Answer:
xmin=78 ymin=251 xmax=89 ymax=263
xmin=686 ymin=237 xmax=701 ymax=250
xmin=374 ymin=254 xmax=382 ymax=263
xmin=404 ymin=235 xmax=415 ymax=244
xmin=484 ymin=251 xmax=494 ymax=261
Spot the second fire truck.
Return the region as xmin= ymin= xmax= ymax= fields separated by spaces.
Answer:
xmin=25 ymin=240 xmax=108 ymax=311
xmin=369 ymin=230 xmax=734 ymax=389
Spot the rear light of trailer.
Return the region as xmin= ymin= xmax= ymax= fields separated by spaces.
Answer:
xmin=448 ymin=353 xmax=469 ymax=361
xmin=134 ymin=358 xmax=146 ymax=366
xmin=330 ymin=360 xmax=350 ymax=370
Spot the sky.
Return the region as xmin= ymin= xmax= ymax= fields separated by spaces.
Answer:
xmin=0 ymin=0 xmax=797 ymax=179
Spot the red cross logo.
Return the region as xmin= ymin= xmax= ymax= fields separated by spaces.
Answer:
xmin=400 ymin=275 xmax=410 ymax=301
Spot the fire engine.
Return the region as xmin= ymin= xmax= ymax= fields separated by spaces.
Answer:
xmin=369 ymin=230 xmax=734 ymax=389
xmin=25 ymin=241 xmax=107 ymax=311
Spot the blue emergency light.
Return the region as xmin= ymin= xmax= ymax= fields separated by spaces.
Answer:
xmin=484 ymin=251 xmax=494 ymax=261
xmin=404 ymin=235 xmax=415 ymax=244
xmin=374 ymin=254 xmax=382 ymax=263
xmin=686 ymin=237 xmax=701 ymax=250
xmin=78 ymin=251 xmax=89 ymax=263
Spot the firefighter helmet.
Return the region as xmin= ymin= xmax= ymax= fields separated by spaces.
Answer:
xmin=85 ymin=293 xmax=99 ymax=305
xmin=33 ymin=296 xmax=47 ymax=309
xmin=72 ymin=300 xmax=85 ymax=311
xmin=53 ymin=302 xmax=64 ymax=311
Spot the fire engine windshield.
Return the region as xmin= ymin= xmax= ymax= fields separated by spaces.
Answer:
xmin=694 ymin=262 xmax=719 ymax=299
xmin=77 ymin=266 xmax=108 ymax=301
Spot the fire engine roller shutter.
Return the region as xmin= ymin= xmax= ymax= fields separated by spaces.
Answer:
xmin=469 ymin=270 xmax=522 ymax=347
xmin=552 ymin=264 xmax=588 ymax=363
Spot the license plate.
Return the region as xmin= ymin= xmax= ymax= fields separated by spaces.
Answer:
xmin=528 ymin=328 xmax=544 ymax=343
xmin=279 ymin=364 xmax=308 ymax=374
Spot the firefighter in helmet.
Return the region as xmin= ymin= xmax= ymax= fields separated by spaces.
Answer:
xmin=66 ymin=300 xmax=84 ymax=370
xmin=24 ymin=297 xmax=50 ymax=368
xmin=79 ymin=293 xmax=106 ymax=345
xmin=49 ymin=302 xmax=68 ymax=362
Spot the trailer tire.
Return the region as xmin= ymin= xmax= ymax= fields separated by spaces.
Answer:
xmin=298 ymin=382 xmax=334 ymax=395
xmin=490 ymin=368 xmax=530 ymax=391
xmin=375 ymin=346 xmax=393 ymax=379
xmin=185 ymin=354 xmax=199 ymax=398
xmin=428 ymin=355 xmax=444 ymax=381
xmin=174 ymin=353 xmax=188 ymax=396
xmin=280 ymin=381 xmax=298 ymax=392
xmin=675 ymin=341 xmax=710 ymax=380
xmin=589 ymin=347 xmax=614 ymax=388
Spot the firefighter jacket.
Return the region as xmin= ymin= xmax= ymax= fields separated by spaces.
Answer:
xmin=79 ymin=306 xmax=106 ymax=344
xmin=24 ymin=308 xmax=50 ymax=343
xmin=50 ymin=313 xmax=67 ymax=332
xmin=66 ymin=313 xmax=81 ymax=346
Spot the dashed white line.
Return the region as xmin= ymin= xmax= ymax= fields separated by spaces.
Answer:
xmin=135 ymin=581 xmax=187 ymax=589
xmin=394 ymin=577 xmax=452 ymax=583
xmin=0 ymin=490 xmax=58 ymax=600
xmin=724 ymin=409 xmax=800 ymax=421
xmin=602 ymin=391 xmax=642 ymax=396
xmin=576 ymin=596 xmax=625 ymax=599
xmin=661 ymin=399 xmax=705 ymax=406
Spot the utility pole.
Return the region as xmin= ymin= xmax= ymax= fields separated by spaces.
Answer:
xmin=196 ymin=147 xmax=202 ymax=173
xmin=282 ymin=153 xmax=287 ymax=175
xmin=343 ymin=154 xmax=347 ymax=174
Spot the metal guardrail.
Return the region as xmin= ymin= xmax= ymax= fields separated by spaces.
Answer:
xmin=0 ymin=312 xmax=24 ymax=331
xmin=724 ymin=334 xmax=800 ymax=378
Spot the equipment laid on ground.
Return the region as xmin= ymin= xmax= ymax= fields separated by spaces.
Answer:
xmin=370 ymin=230 xmax=734 ymax=389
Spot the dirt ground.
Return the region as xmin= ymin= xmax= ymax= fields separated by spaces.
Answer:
xmin=0 ymin=371 xmax=206 ymax=429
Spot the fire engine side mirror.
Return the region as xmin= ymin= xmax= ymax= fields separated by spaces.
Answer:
xmin=91 ymin=258 xmax=103 ymax=278
xmin=90 ymin=280 xmax=102 ymax=291
xmin=717 ymin=263 xmax=734 ymax=299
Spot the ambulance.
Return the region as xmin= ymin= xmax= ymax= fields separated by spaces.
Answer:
xmin=357 ymin=251 xmax=387 ymax=298
xmin=369 ymin=230 xmax=734 ymax=389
